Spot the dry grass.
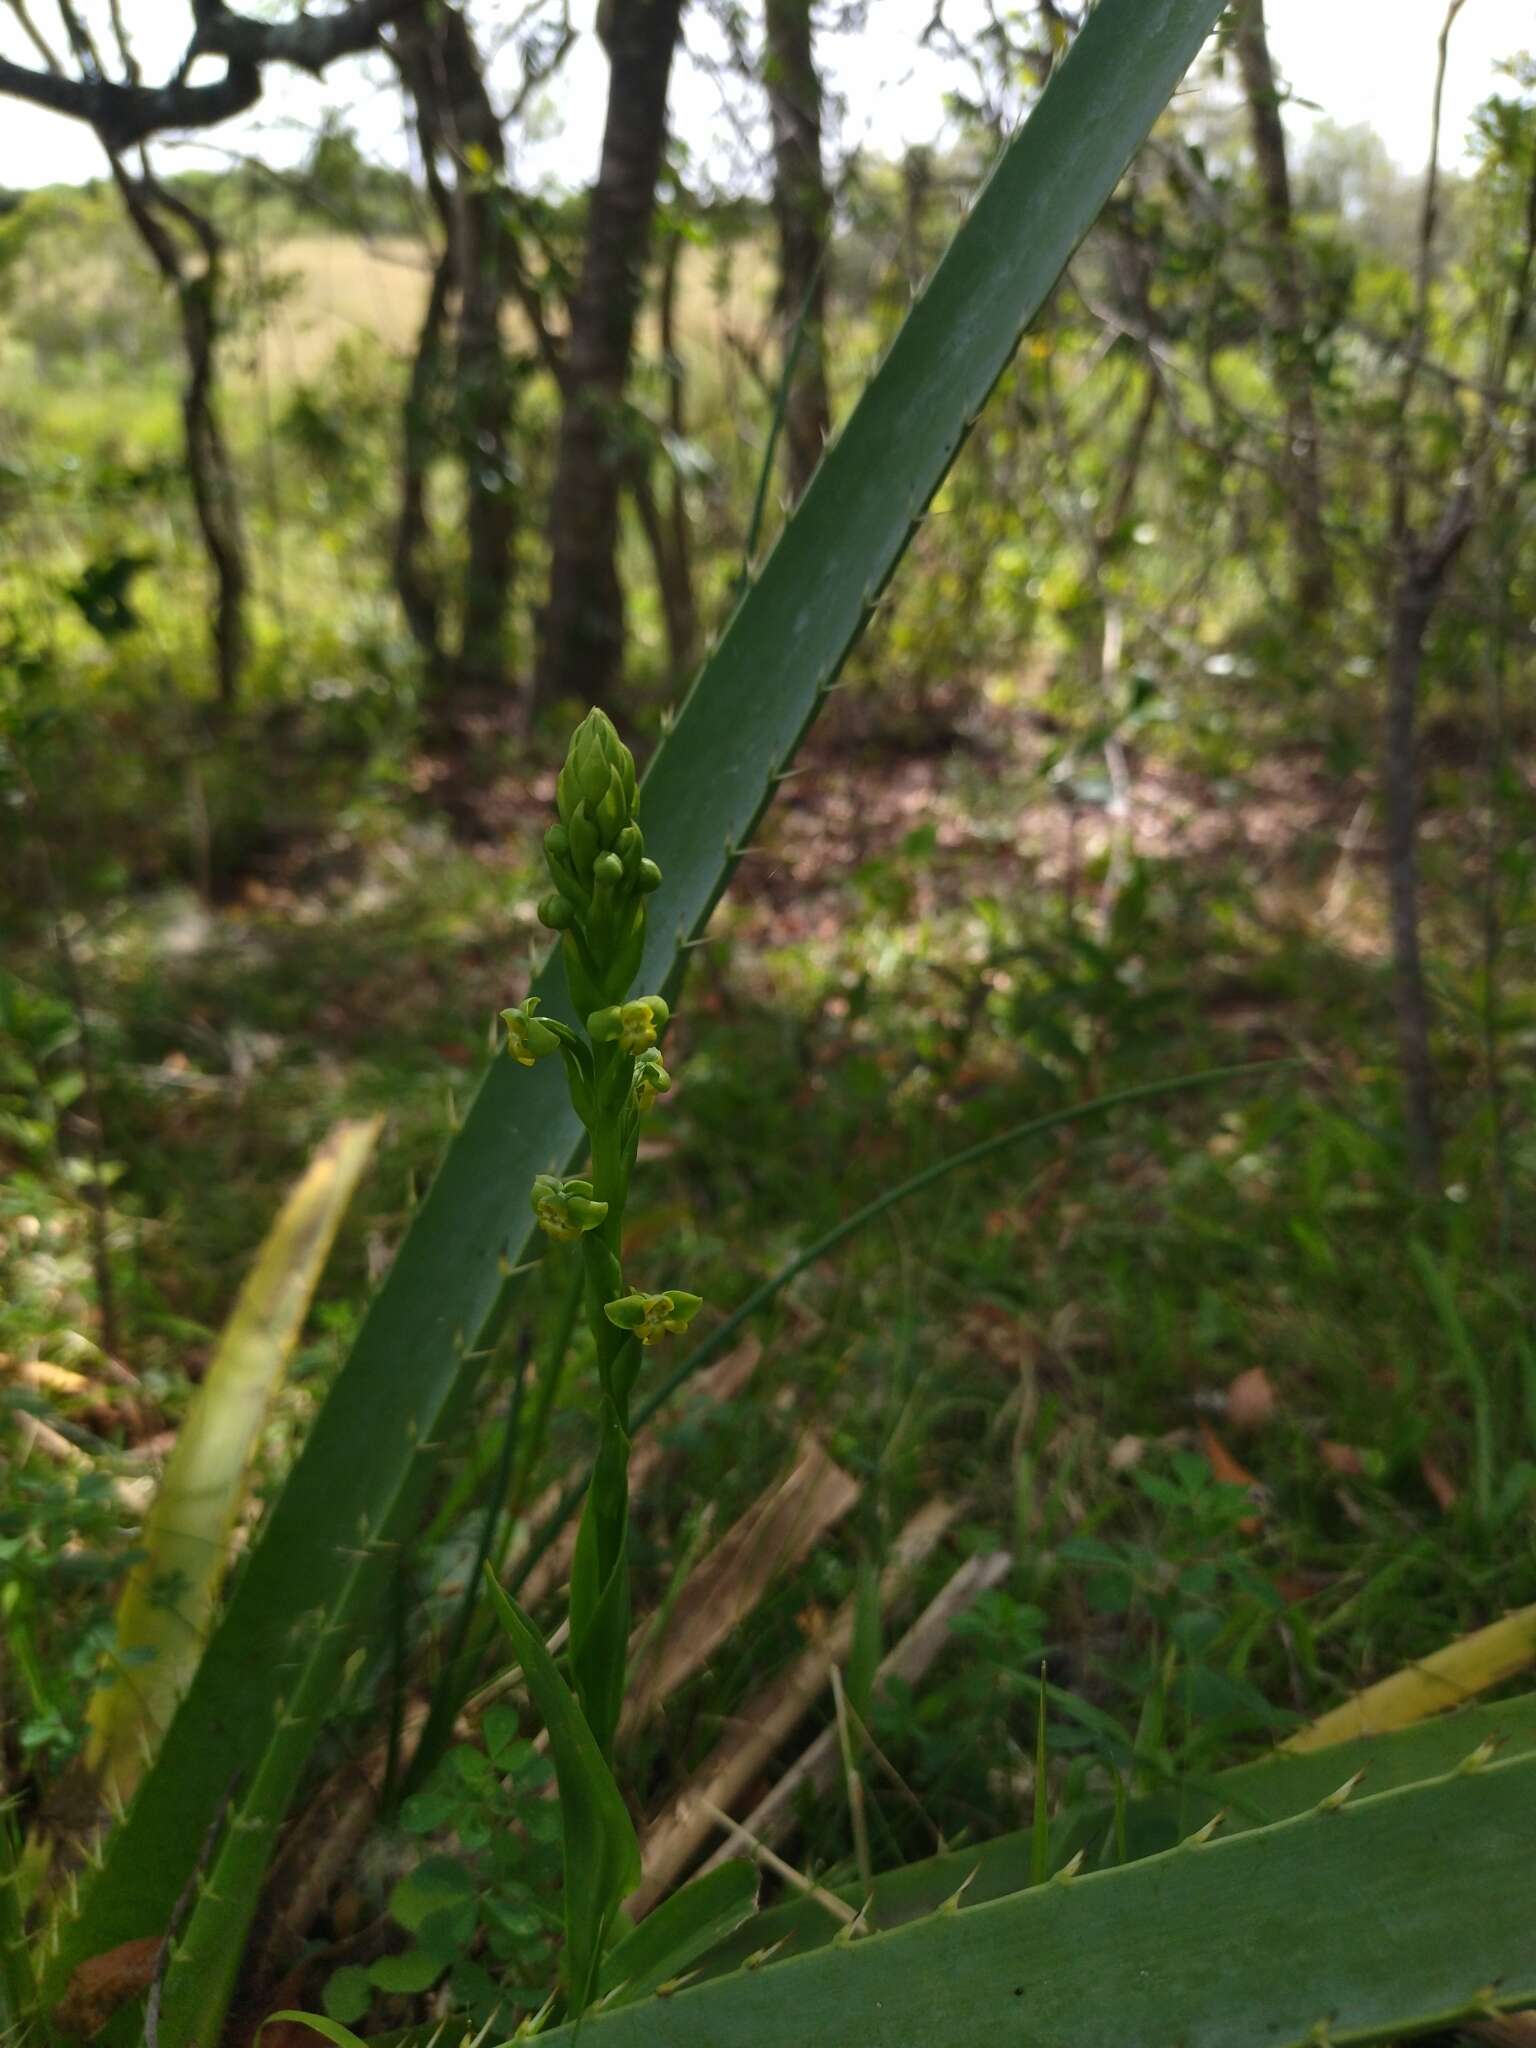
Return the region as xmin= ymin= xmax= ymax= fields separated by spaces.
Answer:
xmin=252 ymin=233 xmax=434 ymax=381
xmin=252 ymin=231 xmax=777 ymax=386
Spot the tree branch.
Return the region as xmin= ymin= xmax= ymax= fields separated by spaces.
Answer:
xmin=0 ymin=50 xmax=258 ymax=147
xmin=189 ymin=0 xmax=422 ymax=76
xmin=0 ymin=0 xmax=423 ymax=150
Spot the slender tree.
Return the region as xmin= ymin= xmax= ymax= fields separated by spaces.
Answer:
xmin=1229 ymin=0 xmax=1332 ymax=614
xmin=392 ymin=4 xmax=520 ymax=699
xmin=628 ymin=206 xmax=698 ymax=681
xmin=533 ymin=0 xmax=686 ymax=714
xmin=764 ymin=0 xmax=831 ymax=503
xmin=1380 ymin=6 xmax=1536 ymax=1189
xmin=112 ymin=157 xmax=249 ymax=704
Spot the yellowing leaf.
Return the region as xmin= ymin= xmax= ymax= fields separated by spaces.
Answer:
xmin=1283 ymin=1603 xmax=1536 ymax=1753
xmin=85 ymin=1118 xmax=382 ymax=1802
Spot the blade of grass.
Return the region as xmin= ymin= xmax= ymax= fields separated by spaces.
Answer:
xmin=1410 ymin=1239 xmax=1495 ymax=1525
xmin=1 ymin=1798 xmax=38 ymax=2037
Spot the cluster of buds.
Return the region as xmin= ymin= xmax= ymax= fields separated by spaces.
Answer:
xmin=539 ymin=709 xmax=661 ymax=1016
xmin=603 ymin=1289 xmax=704 ymax=1347
xmin=505 ymin=708 xmax=701 ymax=1357
xmin=530 ymin=1173 xmax=608 ymax=1243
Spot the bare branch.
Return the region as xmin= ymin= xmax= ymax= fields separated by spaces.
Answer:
xmin=188 ymin=0 xmax=422 ymax=76
xmin=0 ymin=50 xmax=259 ymax=147
xmin=0 ymin=0 xmax=423 ymax=150
xmin=1 ymin=0 xmax=63 ymax=74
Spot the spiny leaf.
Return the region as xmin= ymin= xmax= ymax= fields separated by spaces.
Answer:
xmin=695 ymin=1687 xmax=1536 ymax=1981
xmin=598 ymin=1862 xmax=758 ymax=2011
xmin=526 ymin=1753 xmax=1536 ymax=2048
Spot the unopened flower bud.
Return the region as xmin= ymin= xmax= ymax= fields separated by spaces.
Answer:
xmin=559 ymin=708 xmax=638 ymax=829
xmin=577 ymin=742 xmax=611 ymax=810
xmin=596 ymin=776 xmax=627 ymax=840
xmin=593 ymin=851 xmax=624 ymax=889
xmin=637 ymin=858 xmax=662 ymax=894
xmin=604 ymin=1288 xmax=703 ymax=1345
xmin=538 ymin=893 xmax=575 ymax=930
xmin=568 ymin=802 xmax=600 ymax=878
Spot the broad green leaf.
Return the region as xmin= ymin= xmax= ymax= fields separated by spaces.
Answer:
xmin=482 ymin=1569 xmax=641 ymax=2013
xmin=525 ymin=1752 xmax=1536 ymax=2048
xmin=597 ymin=1862 xmax=758 ymax=2011
xmin=320 ymin=1966 xmax=372 ymax=2026
xmin=367 ymin=1950 xmax=443 ymax=1995
xmin=388 ymin=1855 xmax=477 ymax=1933
xmin=53 ymin=0 xmax=1230 ymax=2022
xmin=84 ymin=1117 xmax=381 ymax=1803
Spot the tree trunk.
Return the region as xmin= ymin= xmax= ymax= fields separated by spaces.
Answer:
xmin=634 ymin=224 xmax=698 ymax=682
xmin=178 ymin=267 xmax=249 ymax=707
xmin=109 ymin=161 xmax=249 ymax=705
xmin=631 ymin=464 xmax=695 ymax=681
xmin=394 ymin=247 xmax=453 ymax=672
xmin=394 ymin=6 xmax=517 ymax=700
xmin=1230 ymin=0 xmax=1332 ymax=615
xmin=764 ymin=0 xmax=832 ymax=504
xmin=534 ymin=0 xmax=686 ymax=714
xmin=1382 ymin=490 xmax=1473 ymax=1191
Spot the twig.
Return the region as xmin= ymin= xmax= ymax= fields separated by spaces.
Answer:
xmin=697 ymin=1797 xmax=857 ymax=1927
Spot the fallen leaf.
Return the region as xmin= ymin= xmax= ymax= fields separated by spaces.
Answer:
xmin=56 ymin=1936 xmax=161 ymax=2038
xmin=1199 ymin=1420 xmax=1259 ymax=1490
xmin=1108 ymin=1433 xmax=1145 ymax=1472
xmin=1319 ymin=1440 xmax=1366 ymax=1477
xmin=1224 ymin=1365 xmax=1277 ymax=1432
xmin=1198 ymin=1422 xmax=1263 ymax=1533
xmin=1273 ymin=1571 xmax=1332 ymax=1605
xmin=1419 ymin=1452 xmax=1458 ymax=1512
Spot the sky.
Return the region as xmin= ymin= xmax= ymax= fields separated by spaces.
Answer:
xmin=0 ymin=1 xmax=1528 ymax=198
